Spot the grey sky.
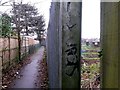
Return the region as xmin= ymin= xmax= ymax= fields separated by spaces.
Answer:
xmin=0 ymin=0 xmax=51 ymax=29
xmin=82 ymin=0 xmax=100 ymax=39
xmin=0 ymin=0 xmax=100 ymax=39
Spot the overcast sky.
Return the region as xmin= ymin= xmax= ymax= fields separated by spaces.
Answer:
xmin=0 ymin=0 xmax=51 ymax=29
xmin=0 ymin=0 xmax=100 ymax=39
xmin=82 ymin=0 xmax=100 ymax=39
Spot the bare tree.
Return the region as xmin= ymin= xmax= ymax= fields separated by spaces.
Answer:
xmin=11 ymin=3 xmax=38 ymax=35
xmin=30 ymin=15 xmax=46 ymax=43
xmin=11 ymin=2 xmax=46 ymax=43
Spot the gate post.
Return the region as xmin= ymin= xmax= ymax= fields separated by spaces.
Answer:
xmin=47 ymin=1 xmax=82 ymax=88
xmin=60 ymin=1 xmax=82 ymax=88
xmin=101 ymin=2 xmax=120 ymax=88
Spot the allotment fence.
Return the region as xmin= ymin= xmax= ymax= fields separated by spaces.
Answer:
xmin=0 ymin=36 xmax=40 ymax=71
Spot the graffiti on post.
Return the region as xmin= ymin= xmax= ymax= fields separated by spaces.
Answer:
xmin=63 ymin=2 xmax=80 ymax=77
xmin=66 ymin=23 xmax=77 ymax=31
xmin=65 ymin=42 xmax=79 ymax=76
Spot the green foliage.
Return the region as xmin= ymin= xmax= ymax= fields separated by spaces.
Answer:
xmin=11 ymin=3 xmax=46 ymax=42
xmin=33 ymin=15 xmax=46 ymax=42
xmin=11 ymin=3 xmax=38 ymax=35
xmin=81 ymin=43 xmax=100 ymax=88
xmin=0 ymin=13 xmax=13 ymax=37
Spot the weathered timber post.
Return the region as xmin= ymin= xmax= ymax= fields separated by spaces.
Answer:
xmin=118 ymin=2 xmax=120 ymax=88
xmin=8 ymin=36 xmax=10 ymax=66
xmin=0 ymin=48 xmax=2 ymax=90
xmin=60 ymin=1 xmax=81 ymax=88
xmin=47 ymin=1 xmax=82 ymax=88
xmin=101 ymin=2 xmax=120 ymax=88
xmin=47 ymin=2 xmax=61 ymax=88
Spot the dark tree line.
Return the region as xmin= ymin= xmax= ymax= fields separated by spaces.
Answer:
xmin=11 ymin=2 xmax=46 ymax=42
xmin=0 ymin=2 xmax=46 ymax=43
xmin=0 ymin=1 xmax=46 ymax=61
xmin=0 ymin=13 xmax=11 ymax=37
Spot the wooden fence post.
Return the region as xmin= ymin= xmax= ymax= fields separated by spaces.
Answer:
xmin=101 ymin=2 xmax=120 ymax=88
xmin=60 ymin=2 xmax=82 ymax=88
xmin=8 ymin=37 xmax=10 ymax=66
xmin=47 ymin=1 xmax=82 ymax=88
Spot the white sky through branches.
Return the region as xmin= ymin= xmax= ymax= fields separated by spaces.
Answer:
xmin=0 ymin=0 xmax=100 ymax=39
xmin=0 ymin=0 xmax=51 ymax=29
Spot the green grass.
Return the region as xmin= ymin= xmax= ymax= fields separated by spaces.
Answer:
xmin=81 ymin=43 xmax=100 ymax=88
xmin=82 ymin=44 xmax=100 ymax=51
xmin=83 ymin=58 xmax=100 ymax=60
xmin=82 ymin=52 xmax=99 ymax=55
